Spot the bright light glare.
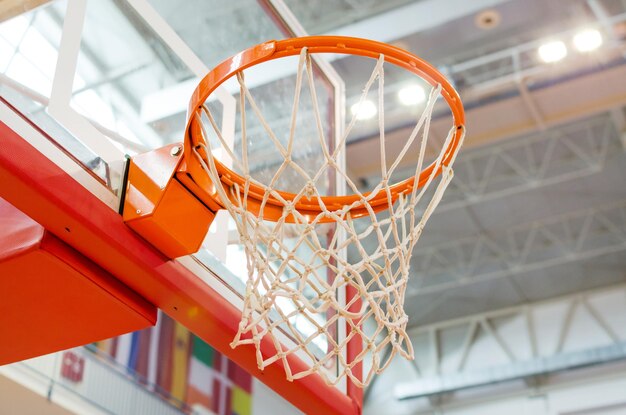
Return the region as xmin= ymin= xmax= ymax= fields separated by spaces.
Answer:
xmin=538 ymin=40 xmax=567 ymax=63
xmin=398 ymin=84 xmax=426 ymax=106
xmin=350 ymin=100 xmax=377 ymax=120
xmin=573 ymin=29 xmax=602 ymax=52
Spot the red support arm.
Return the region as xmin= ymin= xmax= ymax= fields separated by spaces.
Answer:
xmin=0 ymin=120 xmax=361 ymax=415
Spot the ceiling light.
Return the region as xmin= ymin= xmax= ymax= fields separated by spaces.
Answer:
xmin=398 ymin=84 xmax=426 ymax=106
xmin=538 ymin=40 xmax=567 ymax=63
xmin=573 ymin=29 xmax=603 ymax=52
xmin=350 ymin=100 xmax=377 ymax=120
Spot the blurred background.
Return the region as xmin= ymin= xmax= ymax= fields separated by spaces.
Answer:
xmin=1 ymin=0 xmax=626 ymax=414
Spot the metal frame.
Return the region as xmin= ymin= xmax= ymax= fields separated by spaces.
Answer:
xmin=407 ymin=198 xmax=626 ymax=297
xmin=48 ymin=0 xmax=124 ymax=164
xmin=0 ymin=100 xmax=360 ymax=414
xmin=447 ymin=11 xmax=626 ymax=94
xmin=390 ymin=283 xmax=626 ymax=400
xmin=399 ymin=112 xmax=625 ymax=300
xmin=344 ymin=10 xmax=626 ymax=144
xmin=1 ymin=346 xmax=187 ymax=415
xmin=373 ymin=113 xmax=618 ymax=214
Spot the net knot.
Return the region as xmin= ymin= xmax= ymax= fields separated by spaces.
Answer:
xmin=303 ymin=182 xmax=316 ymax=199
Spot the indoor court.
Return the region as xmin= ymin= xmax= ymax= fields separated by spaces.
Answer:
xmin=1 ymin=1 xmax=626 ymax=415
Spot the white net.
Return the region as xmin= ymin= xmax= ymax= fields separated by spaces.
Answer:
xmin=191 ymin=48 xmax=464 ymax=387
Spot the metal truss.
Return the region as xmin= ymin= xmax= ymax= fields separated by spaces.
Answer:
xmin=439 ymin=114 xmax=619 ymax=212
xmin=348 ymin=7 xmax=626 ymax=144
xmin=407 ymin=199 xmax=626 ymax=297
xmin=375 ymin=284 xmax=626 ymax=401
xmin=359 ymin=110 xmax=621 ymax=210
xmin=446 ymin=8 xmax=626 ymax=93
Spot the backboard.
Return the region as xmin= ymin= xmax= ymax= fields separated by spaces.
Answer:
xmin=0 ymin=0 xmax=359 ymax=413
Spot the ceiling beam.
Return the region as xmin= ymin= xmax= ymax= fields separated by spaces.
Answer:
xmin=394 ymin=285 xmax=626 ymax=401
xmin=406 ymin=199 xmax=626 ymax=298
xmin=394 ymin=342 xmax=626 ymax=400
xmin=327 ymin=0 xmax=511 ymax=43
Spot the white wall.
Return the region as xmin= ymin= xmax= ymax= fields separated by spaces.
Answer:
xmin=422 ymin=364 xmax=626 ymax=415
xmin=365 ymin=284 xmax=626 ymax=415
xmin=0 ymin=349 xmax=183 ymax=415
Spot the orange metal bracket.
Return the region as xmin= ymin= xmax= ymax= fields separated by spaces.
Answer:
xmin=122 ymin=143 xmax=216 ymax=258
xmin=122 ymin=36 xmax=465 ymax=260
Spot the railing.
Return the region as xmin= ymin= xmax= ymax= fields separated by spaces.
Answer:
xmin=0 ymin=346 xmax=200 ymax=415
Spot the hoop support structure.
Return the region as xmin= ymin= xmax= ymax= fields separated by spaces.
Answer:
xmin=0 ymin=118 xmax=360 ymax=415
xmin=120 ymin=36 xmax=466 ymax=402
xmin=183 ymin=36 xmax=465 ymax=222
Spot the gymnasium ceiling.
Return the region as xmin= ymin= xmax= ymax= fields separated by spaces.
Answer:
xmin=258 ymin=0 xmax=626 ymax=326
xmin=7 ymin=0 xmax=624 ymax=326
xmin=284 ymin=0 xmax=626 ymax=325
xmin=1 ymin=0 xmax=626 ymax=409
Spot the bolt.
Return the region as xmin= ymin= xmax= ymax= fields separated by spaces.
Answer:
xmin=170 ymin=146 xmax=182 ymax=157
xmin=136 ymin=209 xmax=141 ymax=214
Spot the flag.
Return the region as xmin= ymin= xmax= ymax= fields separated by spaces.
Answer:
xmin=228 ymin=363 xmax=252 ymax=394
xmin=210 ymin=351 xmax=255 ymax=415
xmin=115 ymin=332 xmax=133 ymax=368
xmin=147 ymin=311 xmax=162 ymax=389
xmin=229 ymin=362 xmax=252 ymax=415
xmin=132 ymin=328 xmax=152 ymax=381
xmin=156 ymin=316 xmax=175 ymax=396
xmin=231 ymin=385 xmax=252 ymax=415
xmin=212 ymin=351 xmax=230 ymax=415
xmin=170 ymin=321 xmax=191 ymax=403
xmin=93 ymin=338 xmax=116 ymax=356
xmin=61 ymin=351 xmax=85 ymax=383
xmin=127 ymin=331 xmax=140 ymax=372
xmin=88 ymin=314 xmax=253 ymax=414
xmin=186 ymin=335 xmax=214 ymax=409
xmin=118 ymin=330 xmax=151 ymax=379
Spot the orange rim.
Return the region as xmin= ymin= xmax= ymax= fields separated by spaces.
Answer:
xmin=185 ymin=36 xmax=465 ymax=219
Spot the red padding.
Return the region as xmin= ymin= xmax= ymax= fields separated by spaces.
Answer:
xmin=0 ymin=198 xmax=156 ymax=364
xmin=0 ymin=116 xmax=360 ymax=414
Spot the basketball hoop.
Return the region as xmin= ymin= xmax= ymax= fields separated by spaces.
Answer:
xmin=184 ymin=36 xmax=465 ymax=387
